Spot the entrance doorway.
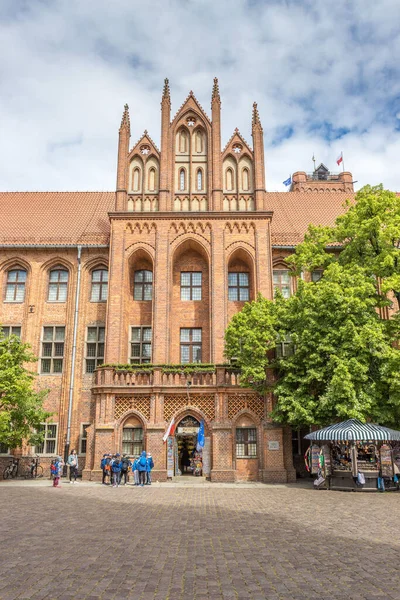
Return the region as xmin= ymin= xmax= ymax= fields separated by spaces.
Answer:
xmin=175 ymin=416 xmax=204 ymax=477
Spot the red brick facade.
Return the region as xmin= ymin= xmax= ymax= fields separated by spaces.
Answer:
xmin=0 ymin=79 xmax=356 ymax=482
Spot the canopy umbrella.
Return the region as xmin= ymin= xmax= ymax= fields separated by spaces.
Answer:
xmin=304 ymin=418 xmax=400 ymax=442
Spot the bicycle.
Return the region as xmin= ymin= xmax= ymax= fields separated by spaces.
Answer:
xmin=3 ymin=458 xmax=20 ymax=480
xmin=24 ymin=455 xmax=44 ymax=479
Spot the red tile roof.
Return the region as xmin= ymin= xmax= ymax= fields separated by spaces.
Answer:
xmin=0 ymin=190 xmax=353 ymax=246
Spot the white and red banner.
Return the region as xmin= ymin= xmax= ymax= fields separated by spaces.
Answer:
xmin=336 ymin=152 xmax=343 ymax=166
xmin=163 ymin=417 xmax=176 ymax=442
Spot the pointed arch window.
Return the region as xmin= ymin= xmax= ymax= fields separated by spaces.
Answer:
xmin=226 ymin=168 xmax=234 ymax=191
xmin=148 ymin=167 xmax=156 ymax=192
xmin=197 ymin=168 xmax=203 ymax=191
xmin=179 ymin=168 xmax=186 ymax=191
xmin=242 ymin=168 xmax=250 ymax=191
xmin=5 ymin=268 xmax=27 ymax=302
xmin=48 ymin=268 xmax=69 ymax=302
xmin=133 ymin=168 xmax=141 ymax=192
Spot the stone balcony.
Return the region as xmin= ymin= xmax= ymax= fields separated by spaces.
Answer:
xmin=93 ymin=365 xmax=242 ymax=393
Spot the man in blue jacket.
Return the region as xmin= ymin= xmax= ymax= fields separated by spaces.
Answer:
xmin=111 ymin=453 xmax=122 ymax=488
xmin=137 ymin=450 xmax=147 ymax=487
xmin=146 ymin=453 xmax=154 ymax=485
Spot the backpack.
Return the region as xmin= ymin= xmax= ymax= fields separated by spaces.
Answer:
xmin=50 ymin=463 xmax=57 ymax=475
xmin=121 ymin=458 xmax=130 ymax=471
xmin=139 ymin=455 xmax=147 ymax=468
xmin=100 ymin=458 xmax=107 ymax=470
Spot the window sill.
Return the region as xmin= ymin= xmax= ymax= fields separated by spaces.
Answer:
xmin=3 ymin=301 xmax=24 ymax=304
xmin=90 ymin=300 xmax=107 ymax=304
xmin=46 ymin=301 xmax=67 ymax=304
xmin=39 ymin=373 xmax=63 ymax=376
xmin=236 ymin=456 xmax=258 ymax=460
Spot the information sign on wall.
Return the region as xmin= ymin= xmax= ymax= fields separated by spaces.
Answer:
xmin=268 ymin=441 xmax=280 ymax=451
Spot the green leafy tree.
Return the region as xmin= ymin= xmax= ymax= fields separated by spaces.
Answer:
xmin=224 ymin=265 xmax=400 ymax=428
xmin=0 ymin=330 xmax=50 ymax=449
xmin=272 ymin=263 xmax=399 ymax=428
xmin=289 ymin=184 xmax=400 ymax=310
xmin=224 ymin=294 xmax=279 ymax=392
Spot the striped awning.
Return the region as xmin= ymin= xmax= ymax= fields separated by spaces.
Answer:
xmin=304 ymin=419 xmax=400 ymax=442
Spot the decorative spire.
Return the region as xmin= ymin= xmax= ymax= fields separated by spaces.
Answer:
xmin=212 ymin=77 xmax=220 ymax=102
xmin=252 ymin=102 xmax=261 ymax=127
xmin=162 ymin=78 xmax=170 ymax=103
xmin=119 ymin=103 xmax=130 ymax=134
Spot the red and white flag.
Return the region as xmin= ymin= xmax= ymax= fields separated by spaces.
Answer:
xmin=336 ymin=152 xmax=343 ymax=166
xmin=163 ymin=417 xmax=176 ymax=442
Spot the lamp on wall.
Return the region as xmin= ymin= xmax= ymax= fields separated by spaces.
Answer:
xmin=29 ymin=305 xmax=35 ymax=313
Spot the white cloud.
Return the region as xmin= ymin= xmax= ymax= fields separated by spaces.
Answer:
xmin=0 ymin=0 xmax=399 ymax=192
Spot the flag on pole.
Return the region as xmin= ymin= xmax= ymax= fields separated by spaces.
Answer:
xmin=283 ymin=176 xmax=292 ymax=187
xmin=196 ymin=420 xmax=205 ymax=451
xmin=163 ymin=417 xmax=176 ymax=442
xmin=336 ymin=152 xmax=343 ymax=166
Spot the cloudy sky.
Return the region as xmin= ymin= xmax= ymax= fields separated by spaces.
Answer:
xmin=1 ymin=0 xmax=400 ymax=192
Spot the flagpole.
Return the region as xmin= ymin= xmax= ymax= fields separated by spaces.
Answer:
xmin=342 ymin=152 xmax=345 ymax=173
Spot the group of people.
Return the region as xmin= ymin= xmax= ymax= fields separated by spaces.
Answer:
xmin=50 ymin=449 xmax=79 ymax=487
xmin=100 ymin=451 xmax=154 ymax=487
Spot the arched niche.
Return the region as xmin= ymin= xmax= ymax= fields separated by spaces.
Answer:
xmin=176 ymin=126 xmax=190 ymax=155
xmin=129 ymin=156 xmax=144 ymax=193
xmin=145 ymin=156 xmax=159 ymax=193
xmin=193 ymin=127 xmax=207 ymax=156
xmin=223 ymin=156 xmax=236 ymax=193
xmin=238 ymin=155 xmax=253 ymax=193
xmin=127 ymin=248 xmax=154 ymax=303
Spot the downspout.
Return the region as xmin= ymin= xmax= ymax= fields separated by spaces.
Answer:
xmin=64 ymin=245 xmax=82 ymax=463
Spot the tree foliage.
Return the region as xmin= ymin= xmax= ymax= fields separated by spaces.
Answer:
xmin=0 ymin=330 xmax=50 ymax=449
xmin=224 ymin=185 xmax=400 ymax=428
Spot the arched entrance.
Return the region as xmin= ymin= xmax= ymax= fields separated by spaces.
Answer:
xmin=167 ymin=413 xmax=211 ymax=479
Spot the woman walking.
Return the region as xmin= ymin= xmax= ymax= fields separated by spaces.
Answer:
xmin=67 ymin=449 xmax=79 ymax=484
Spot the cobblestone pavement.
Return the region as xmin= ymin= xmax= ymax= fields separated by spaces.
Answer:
xmin=1 ymin=480 xmax=400 ymax=600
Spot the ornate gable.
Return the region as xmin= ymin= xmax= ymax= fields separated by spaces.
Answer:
xmin=128 ymin=131 xmax=160 ymax=161
xmin=171 ymin=91 xmax=212 ymax=129
xmin=222 ymin=128 xmax=253 ymax=159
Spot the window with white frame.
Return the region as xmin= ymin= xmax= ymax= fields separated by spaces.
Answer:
xmin=180 ymin=272 xmax=202 ymax=301
xmin=273 ymin=269 xmax=291 ymax=298
xmin=41 ymin=326 xmax=65 ymax=374
xmin=1 ymin=325 xmax=21 ymax=338
xmin=228 ymin=272 xmax=249 ymax=301
xmin=48 ymin=268 xmax=69 ymax=302
xmin=85 ymin=326 xmax=105 ymax=373
xmin=130 ymin=327 xmax=152 ymax=364
xmin=180 ymin=328 xmax=202 ymax=363
xmin=36 ymin=423 xmax=58 ymax=454
xmin=5 ymin=269 xmax=27 ymax=302
xmin=90 ymin=269 xmax=108 ymax=302
xmin=122 ymin=427 xmax=144 ymax=455
xmin=80 ymin=424 xmax=90 ymax=454
xmin=236 ymin=428 xmax=257 ymax=457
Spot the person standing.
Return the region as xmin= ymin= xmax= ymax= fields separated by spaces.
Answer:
xmin=53 ymin=456 xmax=64 ymax=487
xmin=146 ymin=453 xmax=154 ymax=485
xmin=120 ymin=454 xmax=131 ymax=485
xmin=111 ymin=454 xmax=122 ymax=487
xmin=67 ymin=449 xmax=79 ymax=484
xmin=132 ymin=456 xmax=139 ymax=486
xmin=137 ymin=451 xmax=147 ymax=487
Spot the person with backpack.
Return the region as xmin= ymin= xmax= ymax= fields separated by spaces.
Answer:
xmin=137 ymin=450 xmax=147 ymax=487
xmin=100 ymin=453 xmax=110 ymax=485
xmin=52 ymin=456 xmax=64 ymax=487
xmin=67 ymin=449 xmax=79 ymax=484
xmin=111 ymin=453 xmax=122 ymax=487
xmin=132 ymin=456 xmax=139 ymax=486
xmin=120 ymin=454 xmax=131 ymax=485
xmin=146 ymin=452 xmax=154 ymax=485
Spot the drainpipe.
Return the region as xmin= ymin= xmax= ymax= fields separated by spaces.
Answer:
xmin=64 ymin=245 xmax=82 ymax=464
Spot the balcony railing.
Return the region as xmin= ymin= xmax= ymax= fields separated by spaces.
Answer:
xmin=94 ymin=366 xmax=242 ymax=389
xmin=305 ymin=173 xmax=341 ymax=181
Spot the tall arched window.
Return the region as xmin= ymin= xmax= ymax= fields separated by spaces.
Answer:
xmin=48 ymin=268 xmax=69 ymax=302
xmin=226 ymin=168 xmax=234 ymax=191
xmin=242 ymin=168 xmax=250 ymax=191
xmin=148 ymin=167 xmax=156 ymax=191
xmin=133 ymin=168 xmax=141 ymax=192
xmin=197 ymin=169 xmax=203 ymax=191
xmin=195 ymin=130 xmax=203 ymax=153
xmin=179 ymin=169 xmax=186 ymax=191
xmin=5 ymin=268 xmax=27 ymax=302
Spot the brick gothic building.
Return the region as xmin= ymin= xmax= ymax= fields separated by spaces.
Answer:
xmin=0 ymin=79 xmax=356 ymax=482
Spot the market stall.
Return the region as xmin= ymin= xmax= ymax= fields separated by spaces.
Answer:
xmin=304 ymin=419 xmax=400 ymax=492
